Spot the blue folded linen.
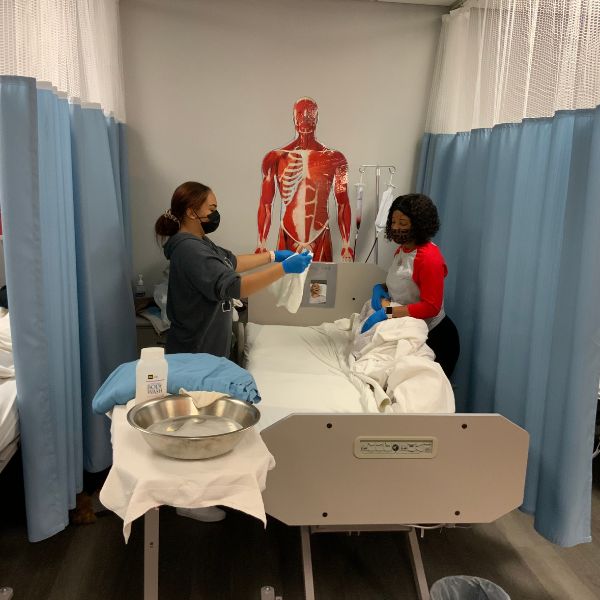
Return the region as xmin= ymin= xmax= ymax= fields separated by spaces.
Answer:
xmin=92 ymin=353 xmax=261 ymax=414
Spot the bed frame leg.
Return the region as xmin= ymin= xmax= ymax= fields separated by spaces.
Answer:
xmin=407 ymin=528 xmax=430 ymax=600
xmin=300 ymin=526 xmax=316 ymax=600
xmin=144 ymin=507 xmax=160 ymax=600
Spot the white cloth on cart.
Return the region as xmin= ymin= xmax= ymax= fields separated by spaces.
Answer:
xmin=100 ymin=401 xmax=275 ymax=542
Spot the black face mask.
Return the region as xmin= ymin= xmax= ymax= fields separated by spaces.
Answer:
xmin=391 ymin=230 xmax=412 ymax=245
xmin=200 ymin=210 xmax=220 ymax=234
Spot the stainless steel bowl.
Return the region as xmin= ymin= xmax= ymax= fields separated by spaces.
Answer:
xmin=127 ymin=394 xmax=260 ymax=460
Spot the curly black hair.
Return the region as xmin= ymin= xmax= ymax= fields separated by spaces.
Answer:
xmin=384 ymin=193 xmax=440 ymax=246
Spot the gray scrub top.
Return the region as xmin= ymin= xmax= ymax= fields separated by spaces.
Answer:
xmin=163 ymin=232 xmax=241 ymax=357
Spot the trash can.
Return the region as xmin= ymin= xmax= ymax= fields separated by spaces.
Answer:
xmin=430 ymin=576 xmax=511 ymax=600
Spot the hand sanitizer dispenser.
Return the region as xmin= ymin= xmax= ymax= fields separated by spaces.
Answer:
xmin=135 ymin=274 xmax=146 ymax=298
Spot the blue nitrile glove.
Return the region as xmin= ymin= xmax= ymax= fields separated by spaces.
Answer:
xmin=361 ymin=308 xmax=387 ymax=334
xmin=282 ymin=251 xmax=313 ymax=274
xmin=371 ymin=283 xmax=390 ymax=311
xmin=274 ymin=250 xmax=295 ymax=262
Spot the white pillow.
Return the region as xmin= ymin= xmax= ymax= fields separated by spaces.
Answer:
xmin=0 ymin=311 xmax=14 ymax=377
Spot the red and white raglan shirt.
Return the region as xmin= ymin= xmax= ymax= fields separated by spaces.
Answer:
xmin=386 ymin=241 xmax=447 ymax=330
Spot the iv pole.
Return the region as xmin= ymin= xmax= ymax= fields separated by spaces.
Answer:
xmin=358 ymin=164 xmax=396 ymax=263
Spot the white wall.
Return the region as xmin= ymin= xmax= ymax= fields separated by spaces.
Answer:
xmin=120 ymin=0 xmax=445 ymax=289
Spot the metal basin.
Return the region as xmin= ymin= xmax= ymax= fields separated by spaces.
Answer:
xmin=127 ymin=394 xmax=260 ymax=460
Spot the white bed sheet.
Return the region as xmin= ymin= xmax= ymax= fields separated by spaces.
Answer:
xmin=245 ymin=323 xmax=369 ymax=431
xmin=246 ymin=318 xmax=455 ymax=430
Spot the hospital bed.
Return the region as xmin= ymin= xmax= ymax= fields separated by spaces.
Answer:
xmin=241 ymin=263 xmax=529 ymax=600
xmin=0 ymin=310 xmax=18 ymax=475
xmin=109 ymin=263 xmax=528 ymax=600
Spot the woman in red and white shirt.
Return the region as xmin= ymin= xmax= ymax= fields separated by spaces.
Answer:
xmin=366 ymin=193 xmax=460 ymax=377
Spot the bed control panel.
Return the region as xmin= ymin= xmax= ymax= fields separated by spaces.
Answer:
xmin=354 ymin=436 xmax=438 ymax=459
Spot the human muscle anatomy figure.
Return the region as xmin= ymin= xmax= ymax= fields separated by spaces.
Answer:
xmin=255 ymin=98 xmax=353 ymax=262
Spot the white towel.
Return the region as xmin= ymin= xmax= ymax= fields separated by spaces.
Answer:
xmin=268 ymin=256 xmax=311 ymax=313
xmin=179 ymin=388 xmax=229 ymax=409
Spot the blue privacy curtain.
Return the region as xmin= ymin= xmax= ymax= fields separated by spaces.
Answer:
xmin=417 ymin=107 xmax=600 ymax=546
xmin=0 ymin=76 xmax=136 ymax=541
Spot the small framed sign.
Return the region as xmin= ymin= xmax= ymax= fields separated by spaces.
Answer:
xmin=301 ymin=263 xmax=337 ymax=308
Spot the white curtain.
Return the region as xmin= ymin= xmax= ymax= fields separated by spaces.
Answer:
xmin=427 ymin=0 xmax=600 ymax=134
xmin=0 ymin=0 xmax=126 ymax=121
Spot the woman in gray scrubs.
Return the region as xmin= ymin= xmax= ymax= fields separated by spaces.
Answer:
xmin=155 ymin=181 xmax=312 ymax=357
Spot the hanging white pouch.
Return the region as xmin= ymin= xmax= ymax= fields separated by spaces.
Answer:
xmin=374 ymin=185 xmax=396 ymax=234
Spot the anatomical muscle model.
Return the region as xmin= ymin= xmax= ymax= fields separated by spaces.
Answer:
xmin=255 ymin=97 xmax=353 ymax=262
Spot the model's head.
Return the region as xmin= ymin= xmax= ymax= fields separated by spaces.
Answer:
xmin=293 ymin=97 xmax=318 ymax=134
xmin=385 ymin=194 xmax=440 ymax=246
xmin=155 ymin=181 xmax=216 ymax=239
